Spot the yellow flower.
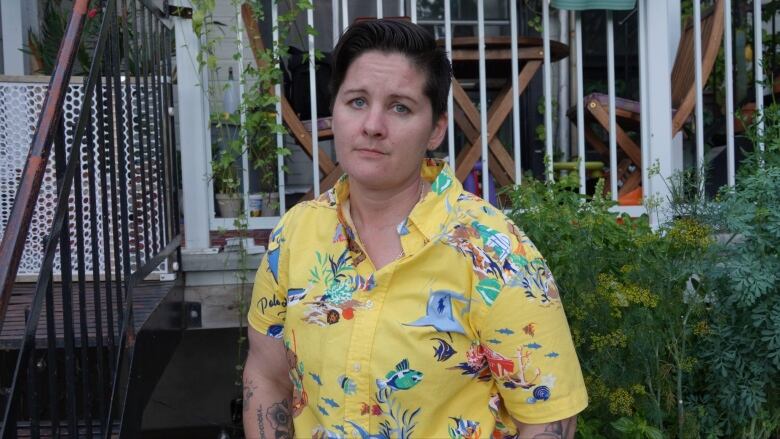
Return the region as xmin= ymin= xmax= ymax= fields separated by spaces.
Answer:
xmin=608 ymin=387 xmax=635 ymax=416
xmin=693 ymin=320 xmax=710 ymax=336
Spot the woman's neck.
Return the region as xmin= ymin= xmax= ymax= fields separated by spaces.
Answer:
xmin=348 ymin=176 xmax=427 ymax=232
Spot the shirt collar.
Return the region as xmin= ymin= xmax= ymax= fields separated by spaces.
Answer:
xmin=331 ymin=158 xmax=462 ymax=242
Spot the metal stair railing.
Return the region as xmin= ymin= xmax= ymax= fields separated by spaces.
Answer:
xmin=0 ymin=0 xmax=181 ymax=437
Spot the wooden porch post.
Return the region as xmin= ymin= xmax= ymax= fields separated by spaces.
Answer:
xmin=172 ymin=0 xmax=212 ymax=250
xmin=642 ymin=0 xmax=681 ymax=226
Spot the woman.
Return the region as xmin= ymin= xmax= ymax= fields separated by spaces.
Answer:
xmin=243 ymin=18 xmax=587 ymax=439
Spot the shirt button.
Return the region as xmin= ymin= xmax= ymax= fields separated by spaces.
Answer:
xmin=353 ymin=362 xmax=361 ymax=372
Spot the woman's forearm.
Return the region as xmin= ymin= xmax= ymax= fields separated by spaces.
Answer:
xmin=242 ymin=350 xmax=293 ymax=439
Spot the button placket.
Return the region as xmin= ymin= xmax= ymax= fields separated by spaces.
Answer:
xmin=342 ymin=266 xmax=395 ymax=430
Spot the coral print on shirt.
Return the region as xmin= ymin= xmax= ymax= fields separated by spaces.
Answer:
xmin=248 ymin=160 xmax=587 ymax=438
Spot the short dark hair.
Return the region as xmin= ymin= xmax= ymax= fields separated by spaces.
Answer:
xmin=330 ymin=18 xmax=452 ymax=121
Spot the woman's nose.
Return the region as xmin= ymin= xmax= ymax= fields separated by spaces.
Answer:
xmin=362 ymin=107 xmax=387 ymax=138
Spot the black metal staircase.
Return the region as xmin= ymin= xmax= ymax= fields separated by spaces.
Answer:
xmin=0 ymin=1 xmax=183 ymax=437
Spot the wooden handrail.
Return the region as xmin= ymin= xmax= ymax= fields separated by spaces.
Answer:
xmin=0 ymin=0 xmax=90 ymax=331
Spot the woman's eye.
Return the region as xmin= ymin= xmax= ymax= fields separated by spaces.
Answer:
xmin=350 ymin=98 xmax=366 ymax=108
xmin=393 ymin=104 xmax=409 ymax=114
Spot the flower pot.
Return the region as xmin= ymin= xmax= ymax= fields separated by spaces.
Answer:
xmin=248 ymin=193 xmax=264 ymax=217
xmin=215 ymin=193 xmax=242 ymax=218
xmin=262 ymin=192 xmax=279 ymax=216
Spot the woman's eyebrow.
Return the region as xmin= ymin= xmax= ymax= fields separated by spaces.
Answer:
xmin=388 ymin=93 xmax=419 ymax=105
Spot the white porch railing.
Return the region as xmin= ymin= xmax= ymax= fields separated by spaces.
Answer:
xmin=173 ymin=0 xmax=768 ymax=249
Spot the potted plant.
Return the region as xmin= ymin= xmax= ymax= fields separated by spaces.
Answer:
xmin=211 ymin=113 xmax=242 ymax=218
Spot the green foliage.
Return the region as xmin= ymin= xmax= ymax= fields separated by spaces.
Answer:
xmin=688 ymin=105 xmax=780 ymax=435
xmin=24 ymin=0 xmax=103 ymax=75
xmin=506 ymin=170 xmax=713 ymax=438
xmin=505 ymin=123 xmax=780 ymax=438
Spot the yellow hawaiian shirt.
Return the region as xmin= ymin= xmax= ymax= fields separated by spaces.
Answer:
xmin=248 ymin=159 xmax=588 ymax=438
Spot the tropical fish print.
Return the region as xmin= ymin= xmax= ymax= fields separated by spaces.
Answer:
xmin=471 ymin=221 xmax=512 ymax=262
xmin=405 ymin=290 xmax=470 ymax=334
xmin=309 ymin=372 xmax=322 ymax=386
xmin=496 ymin=328 xmax=514 ymax=335
xmin=449 ymin=343 xmax=491 ymax=381
xmin=545 ymin=352 xmax=560 ymax=358
xmin=376 ymin=359 xmax=423 ymax=392
xmin=448 ymin=417 xmax=481 ymax=439
xmin=322 ymin=397 xmax=340 ymax=408
xmin=354 ymin=274 xmax=376 ymax=292
xmin=522 ymin=323 xmax=536 ymax=336
xmin=431 ymin=337 xmax=457 ymax=361
xmin=338 ymin=374 xmax=357 ymax=395
xmin=287 ymin=288 xmax=307 ymax=305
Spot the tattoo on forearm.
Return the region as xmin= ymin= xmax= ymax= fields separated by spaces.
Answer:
xmin=256 ymin=406 xmax=266 ymax=439
xmin=265 ymin=398 xmax=292 ymax=439
xmin=255 ymin=399 xmax=293 ymax=439
xmin=243 ymin=379 xmax=257 ymax=412
xmin=529 ymin=418 xmax=575 ymax=439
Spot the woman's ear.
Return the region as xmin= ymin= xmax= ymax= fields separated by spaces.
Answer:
xmin=427 ymin=113 xmax=448 ymax=151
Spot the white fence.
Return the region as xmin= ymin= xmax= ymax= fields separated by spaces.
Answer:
xmin=0 ymin=76 xmax=168 ymax=276
xmin=173 ymin=0 xmax=769 ymax=248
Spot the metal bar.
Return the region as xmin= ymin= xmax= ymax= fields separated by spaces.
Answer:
xmin=332 ymin=0 xmax=340 ymax=45
xmin=510 ymin=0 xmax=521 ymax=184
xmin=724 ymin=0 xmax=735 ymax=186
xmin=308 ymin=6 xmax=320 ymax=197
xmin=140 ymin=5 xmax=160 ymax=256
xmin=0 ymin=0 xmax=91 ymax=332
xmin=72 ymin=95 xmax=94 ymax=437
xmin=121 ymin=0 xmax=143 ymax=270
xmin=416 ymin=19 xmax=511 ymax=25
xmin=25 ymin=310 xmax=39 ymax=438
xmin=445 ymin=0 xmax=455 ymax=170
xmin=54 ymin=111 xmax=79 ymax=439
xmin=110 ymin=0 xmax=131 ymax=296
xmin=273 ymin=1 xmax=286 ymax=215
xmin=477 ymin=0 xmax=489 ymax=200
xmin=342 ymin=0 xmax=349 ymax=31
xmin=557 ymin=9 xmax=570 ymax=162
xmin=151 ymin=14 xmax=168 ymax=248
xmin=45 ymin=274 xmax=59 ymax=437
xmin=132 ymin=0 xmax=152 ymax=264
xmin=754 ymin=0 xmax=765 ymax=153
xmin=410 ymin=0 xmax=417 ymax=23
xmin=543 ymin=0 xmax=554 ymax=181
xmin=639 ymin=0 xmax=649 ymax=196
xmin=104 ymin=30 xmax=126 ymax=335
xmin=86 ymin=90 xmax=108 ymax=434
xmin=162 ymin=26 xmax=179 ymax=240
xmin=606 ymin=11 xmax=618 ymax=199
xmin=377 ymin=0 xmax=383 ymax=18
xmin=693 ymin=0 xmax=705 ymax=193
xmin=576 ymin=12 xmax=586 ymax=194
xmin=96 ymin=69 xmax=118 ymax=371
xmin=237 ymin=3 xmax=250 ymax=220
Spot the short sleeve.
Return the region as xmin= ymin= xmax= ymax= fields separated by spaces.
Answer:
xmin=479 ymin=235 xmax=588 ymax=424
xmin=247 ymin=212 xmax=293 ymax=339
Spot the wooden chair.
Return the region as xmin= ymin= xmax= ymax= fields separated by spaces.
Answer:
xmin=241 ymin=4 xmax=343 ymax=200
xmin=568 ymin=0 xmax=724 ymax=198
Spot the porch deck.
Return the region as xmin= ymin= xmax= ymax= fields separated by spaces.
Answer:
xmin=0 ymin=281 xmax=178 ymax=350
